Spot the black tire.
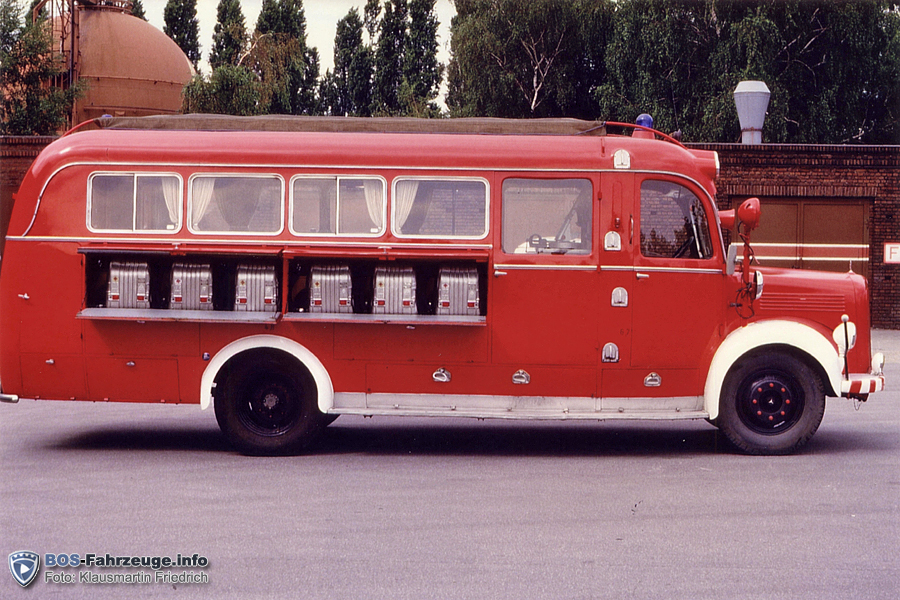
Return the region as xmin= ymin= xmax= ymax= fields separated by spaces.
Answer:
xmin=214 ymin=350 xmax=324 ymax=456
xmin=717 ymin=352 xmax=825 ymax=455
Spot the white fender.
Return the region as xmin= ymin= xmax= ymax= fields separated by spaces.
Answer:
xmin=704 ymin=320 xmax=841 ymax=420
xmin=199 ymin=335 xmax=334 ymax=413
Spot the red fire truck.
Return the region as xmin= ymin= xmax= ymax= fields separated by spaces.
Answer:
xmin=0 ymin=115 xmax=885 ymax=455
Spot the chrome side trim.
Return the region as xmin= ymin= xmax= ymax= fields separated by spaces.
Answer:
xmin=600 ymin=265 xmax=723 ymax=275
xmin=493 ymin=263 xmax=597 ymax=271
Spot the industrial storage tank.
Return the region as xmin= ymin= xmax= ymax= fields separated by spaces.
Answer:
xmin=72 ymin=2 xmax=194 ymax=122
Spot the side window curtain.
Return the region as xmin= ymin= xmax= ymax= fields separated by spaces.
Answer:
xmin=190 ymin=175 xmax=284 ymax=234
xmin=392 ymin=178 xmax=488 ymax=239
xmin=639 ymin=180 xmax=713 ymax=259
xmin=291 ymin=177 xmax=385 ymax=236
xmin=89 ymin=173 xmax=181 ymax=233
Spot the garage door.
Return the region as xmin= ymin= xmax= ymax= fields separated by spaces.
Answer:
xmin=732 ymin=198 xmax=869 ymax=278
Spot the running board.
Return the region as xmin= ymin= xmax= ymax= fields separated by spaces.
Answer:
xmin=331 ymin=407 xmax=709 ymax=421
xmin=330 ymin=392 xmax=708 ymax=421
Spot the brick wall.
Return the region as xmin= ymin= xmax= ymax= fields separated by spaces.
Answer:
xmin=1 ymin=136 xmax=57 ymax=260
xmin=690 ymin=143 xmax=900 ymax=329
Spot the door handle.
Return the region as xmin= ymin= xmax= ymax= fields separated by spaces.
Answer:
xmin=493 ymin=270 xmax=508 ymax=277
xmin=636 ymin=272 xmax=650 ymax=280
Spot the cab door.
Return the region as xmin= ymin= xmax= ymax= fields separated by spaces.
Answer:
xmin=629 ymin=177 xmax=725 ymax=379
xmin=491 ymin=176 xmax=600 ymax=375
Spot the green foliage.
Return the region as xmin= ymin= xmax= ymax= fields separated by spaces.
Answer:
xmin=595 ymin=0 xmax=721 ymax=139
xmin=0 ymin=0 xmax=21 ymax=56
xmin=372 ymin=0 xmax=408 ymax=115
xmin=322 ymin=8 xmax=373 ymax=116
xmin=447 ymin=0 xmax=610 ymax=118
xmin=0 ymin=20 xmax=81 ymax=135
xmin=402 ymin=0 xmax=443 ymax=116
xmin=251 ymin=0 xmax=319 ymax=115
xmin=367 ymin=0 xmax=443 ymax=116
xmin=163 ymin=0 xmax=201 ymax=67
xmin=448 ymin=0 xmax=899 ymax=143
xmin=182 ymin=65 xmax=261 ymax=115
xmin=130 ymin=0 xmax=147 ymax=21
xmin=364 ymin=0 xmax=380 ymax=41
xmin=210 ymin=0 xmax=246 ymax=69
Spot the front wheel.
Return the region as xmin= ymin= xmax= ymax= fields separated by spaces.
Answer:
xmin=717 ymin=352 xmax=825 ymax=455
xmin=215 ymin=351 xmax=325 ymax=455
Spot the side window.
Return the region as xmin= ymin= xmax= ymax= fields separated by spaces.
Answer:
xmin=88 ymin=173 xmax=181 ymax=232
xmin=392 ymin=178 xmax=488 ymax=239
xmin=501 ymin=178 xmax=592 ymax=254
xmin=190 ymin=175 xmax=284 ymax=234
xmin=290 ymin=176 xmax=385 ymax=236
xmin=640 ymin=180 xmax=713 ymax=259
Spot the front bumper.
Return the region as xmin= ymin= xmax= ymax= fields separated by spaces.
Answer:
xmin=841 ymin=374 xmax=885 ymax=397
xmin=840 ymin=352 xmax=885 ymax=398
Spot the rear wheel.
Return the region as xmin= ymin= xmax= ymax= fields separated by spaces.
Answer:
xmin=718 ymin=352 xmax=825 ymax=455
xmin=214 ymin=351 xmax=324 ymax=455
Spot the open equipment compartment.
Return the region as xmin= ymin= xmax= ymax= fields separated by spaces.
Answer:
xmin=78 ymin=248 xmax=282 ymax=322
xmin=286 ymin=256 xmax=487 ymax=324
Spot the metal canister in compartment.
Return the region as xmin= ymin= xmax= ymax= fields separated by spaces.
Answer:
xmin=235 ymin=264 xmax=278 ymax=312
xmin=309 ymin=265 xmax=352 ymax=313
xmin=107 ymin=261 xmax=150 ymax=309
xmin=170 ymin=264 xmax=213 ymax=310
xmin=437 ymin=267 xmax=480 ymax=316
xmin=373 ymin=266 xmax=416 ymax=314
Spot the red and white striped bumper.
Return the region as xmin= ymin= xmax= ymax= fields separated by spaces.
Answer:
xmin=841 ymin=375 xmax=885 ymax=397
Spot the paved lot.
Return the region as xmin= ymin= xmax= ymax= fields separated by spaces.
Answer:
xmin=0 ymin=332 xmax=897 ymax=599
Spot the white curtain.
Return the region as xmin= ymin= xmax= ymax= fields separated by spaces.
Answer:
xmin=161 ymin=177 xmax=180 ymax=226
xmin=191 ymin=178 xmax=216 ymax=229
xmin=394 ymin=180 xmax=419 ymax=232
xmin=362 ymin=179 xmax=384 ymax=230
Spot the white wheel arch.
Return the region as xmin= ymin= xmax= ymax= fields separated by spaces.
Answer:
xmin=199 ymin=335 xmax=334 ymax=413
xmin=704 ymin=320 xmax=842 ymax=420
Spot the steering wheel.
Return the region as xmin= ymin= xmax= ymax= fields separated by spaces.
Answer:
xmin=528 ymin=234 xmax=549 ymax=249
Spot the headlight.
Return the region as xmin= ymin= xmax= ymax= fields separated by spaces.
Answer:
xmin=832 ymin=315 xmax=857 ymax=355
xmin=872 ymin=352 xmax=885 ymax=376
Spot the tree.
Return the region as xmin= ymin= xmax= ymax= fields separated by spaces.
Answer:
xmin=448 ymin=0 xmax=608 ymax=118
xmin=372 ymin=0 xmax=407 ymax=115
xmin=0 ymin=18 xmax=80 ymax=134
xmin=251 ymin=0 xmax=319 ymax=115
xmin=594 ymin=0 xmax=720 ymax=138
xmin=596 ymin=0 xmax=900 ymax=143
xmin=1 ymin=0 xmax=21 ymax=57
xmin=182 ymin=65 xmax=261 ymax=115
xmin=323 ymin=8 xmax=373 ymax=116
xmin=130 ymin=0 xmax=147 ymax=21
xmin=446 ymin=0 xmax=898 ymax=143
xmin=210 ymin=0 xmax=246 ymax=69
xmin=401 ymin=0 xmax=443 ymax=116
xmin=163 ymin=0 xmax=201 ymax=68
xmin=364 ymin=0 xmax=380 ymax=42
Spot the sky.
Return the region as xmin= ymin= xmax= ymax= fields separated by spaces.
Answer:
xmin=141 ymin=0 xmax=456 ymax=78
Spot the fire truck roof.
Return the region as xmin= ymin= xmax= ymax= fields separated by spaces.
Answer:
xmin=94 ymin=114 xmax=612 ymax=137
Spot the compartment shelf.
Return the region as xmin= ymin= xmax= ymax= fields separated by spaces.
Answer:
xmin=77 ymin=308 xmax=279 ymax=323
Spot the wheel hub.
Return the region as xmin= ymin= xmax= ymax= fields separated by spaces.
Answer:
xmin=740 ymin=374 xmax=803 ymax=435
xmin=239 ymin=380 xmax=299 ymax=436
